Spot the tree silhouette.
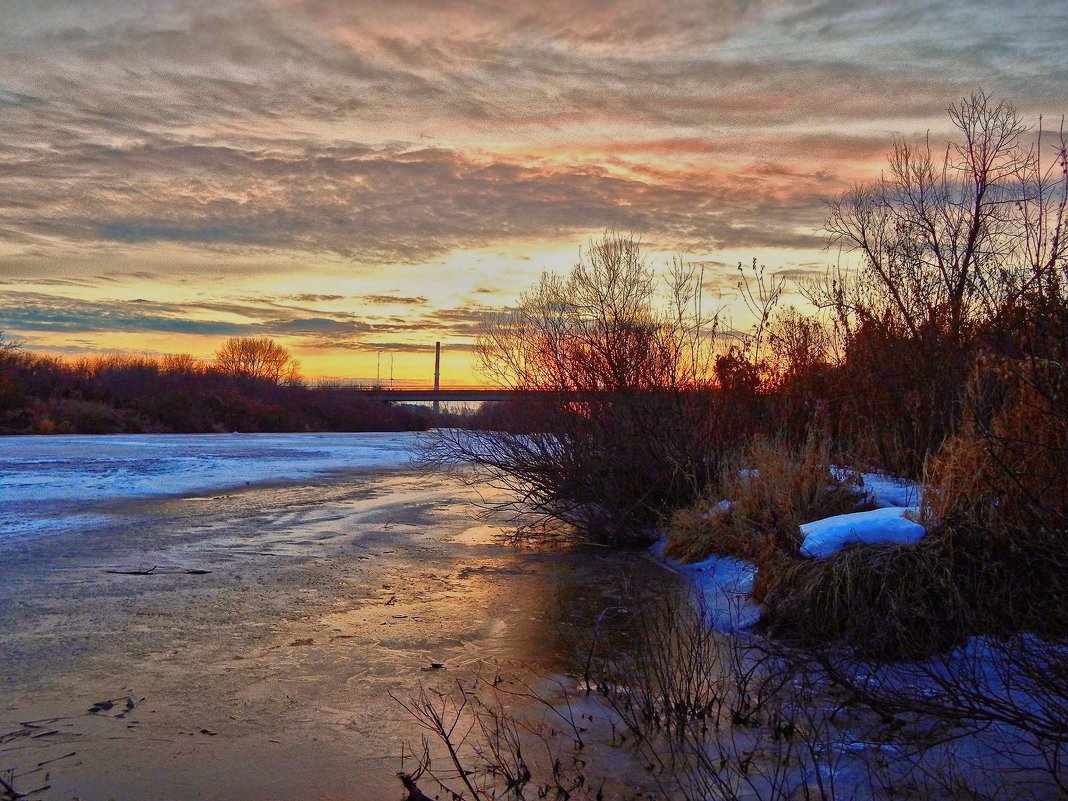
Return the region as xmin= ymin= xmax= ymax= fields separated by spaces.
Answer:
xmin=214 ymin=337 xmax=301 ymax=384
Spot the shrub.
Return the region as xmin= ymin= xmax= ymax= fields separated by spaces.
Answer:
xmin=37 ymin=398 xmax=143 ymax=434
xmin=426 ymin=233 xmax=727 ymax=543
xmin=755 ymin=354 xmax=1068 ymax=657
xmin=922 ymin=353 xmax=1068 ymax=537
xmin=0 ymin=342 xmax=430 ymax=435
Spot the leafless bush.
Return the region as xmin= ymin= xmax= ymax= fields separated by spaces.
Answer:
xmin=422 ymin=233 xmax=734 ymax=543
xmin=806 ymin=92 xmax=1068 ymax=475
xmin=801 ymin=632 xmax=1068 ymax=798
xmin=821 ymin=92 xmax=1067 ymax=344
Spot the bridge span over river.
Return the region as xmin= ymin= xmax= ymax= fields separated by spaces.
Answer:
xmin=344 ymin=385 xmax=514 ymax=403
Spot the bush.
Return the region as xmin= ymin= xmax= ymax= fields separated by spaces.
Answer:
xmin=754 ymin=357 xmax=1068 ymax=657
xmin=36 ymin=397 xmax=146 ymax=434
xmin=922 ymin=353 xmax=1068 ymax=537
xmin=0 ymin=343 xmax=430 ymax=435
xmin=426 ymin=233 xmax=729 ymax=543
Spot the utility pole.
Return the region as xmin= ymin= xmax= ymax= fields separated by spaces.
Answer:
xmin=376 ymin=350 xmax=381 ymax=386
xmin=433 ymin=341 xmax=441 ymax=415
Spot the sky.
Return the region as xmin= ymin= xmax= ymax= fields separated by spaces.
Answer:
xmin=0 ymin=1 xmax=1065 ymax=382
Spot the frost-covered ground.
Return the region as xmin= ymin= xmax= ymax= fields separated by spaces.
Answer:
xmin=0 ymin=432 xmax=423 ymax=540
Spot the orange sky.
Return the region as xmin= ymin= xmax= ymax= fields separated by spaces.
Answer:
xmin=1 ymin=1 xmax=1066 ymax=381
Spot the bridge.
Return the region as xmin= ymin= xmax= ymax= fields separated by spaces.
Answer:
xmin=340 ymin=386 xmax=514 ymax=403
xmin=312 ymin=341 xmax=509 ymax=407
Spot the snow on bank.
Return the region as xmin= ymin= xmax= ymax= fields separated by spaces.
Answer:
xmin=799 ymin=471 xmax=925 ymax=558
xmin=651 ymin=540 xmax=760 ymax=632
xmin=0 ymin=432 xmax=424 ymax=540
xmin=800 ymin=506 xmax=926 ymax=559
xmin=652 ymin=471 xmax=928 ymax=623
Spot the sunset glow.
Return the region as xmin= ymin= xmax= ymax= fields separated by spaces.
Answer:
xmin=2 ymin=1 xmax=1065 ymax=381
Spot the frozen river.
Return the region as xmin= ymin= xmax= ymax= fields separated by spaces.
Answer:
xmin=0 ymin=435 xmax=676 ymax=800
xmin=0 ymin=432 xmax=423 ymax=540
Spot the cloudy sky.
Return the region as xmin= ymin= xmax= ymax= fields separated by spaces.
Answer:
xmin=1 ymin=1 xmax=1065 ymax=380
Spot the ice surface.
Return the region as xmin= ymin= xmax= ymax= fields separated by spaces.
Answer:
xmin=0 ymin=432 xmax=424 ymax=541
xmin=800 ymin=506 xmax=926 ymax=558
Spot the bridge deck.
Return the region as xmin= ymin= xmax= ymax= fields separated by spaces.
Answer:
xmin=350 ymin=388 xmax=514 ymax=402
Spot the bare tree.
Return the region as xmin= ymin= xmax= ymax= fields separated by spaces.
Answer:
xmin=425 ymin=233 xmax=727 ymax=542
xmin=802 ymin=92 xmax=1068 ymax=473
xmin=819 ymin=91 xmax=1067 ymax=342
xmin=214 ymin=336 xmax=301 ymax=384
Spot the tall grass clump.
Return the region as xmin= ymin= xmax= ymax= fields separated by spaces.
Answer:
xmin=755 ymin=539 xmax=966 ymax=657
xmin=665 ymin=428 xmax=868 ymax=565
xmin=918 ymin=353 xmax=1068 ymax=638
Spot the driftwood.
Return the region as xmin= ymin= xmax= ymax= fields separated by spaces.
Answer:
xmin=0 ymin=770 xmax=50 ymax=800
xmin=0 ymin=774 xmax=20 ymax=801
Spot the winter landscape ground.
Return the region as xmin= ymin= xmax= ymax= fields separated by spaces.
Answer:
xmin=2 ymin=4 xmax=1066 ymax=795
xmin=2 ymin=433 xmax=1062 ymax=800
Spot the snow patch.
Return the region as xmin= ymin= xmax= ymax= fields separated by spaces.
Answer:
xmin=858 ymin=473 xmax=922 ymax=508
xmin=651 ymin=539 xmax=760 ymax=631
xmin=800 ymin=506 xmax=926 ymax=559
xmin=830 ymin=468 xmax=922 ymax=508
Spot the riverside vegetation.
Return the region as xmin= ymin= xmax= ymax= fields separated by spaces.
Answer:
xmin=410 ymin=93 xmax=1068 ymax=799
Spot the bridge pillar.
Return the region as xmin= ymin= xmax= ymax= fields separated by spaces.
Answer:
xmin=433 ymin=341 xmax=441 ymax=414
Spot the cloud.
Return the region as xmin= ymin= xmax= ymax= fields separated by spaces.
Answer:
xmin=0 ymin=293 xmax=254 ymax=336
xmin=0 ymin=292 xmax=374 ymax=338
xmin=362 ymin=294 xmax=430 ymax=305
xmin=0 ymin=292 xmax=503 ymax=355
xmin=319 ymin=339 xmax=478 ymax=353
xmin=0 ymin=138 xmax=831 ymax=261
xmin=2 ymin=0 xmax=1061 ymax=269
xmin=773 ymin=266 xmax=829 ymax=282
xmin=289 ymin=293 xmax=345 ymax=302
xmin=0 ymin=0 xmax=1063 ymax=359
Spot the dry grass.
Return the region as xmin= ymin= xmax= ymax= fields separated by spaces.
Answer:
xmin=755 ymin=537 xmax=967 ymax=658
xmin=669 ymin=360 xmax=1068 ymax=657
xmin=757 ymin=520 xmax=1068 ymax=659
xmin=921 ymin=354 xmax=1068 ymax=536
xmin=666 ymin=429 xmax=868 ymax=564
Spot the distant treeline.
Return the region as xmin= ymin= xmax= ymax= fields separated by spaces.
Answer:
xmin=0 ymin=339 xmax=431 ymax=435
